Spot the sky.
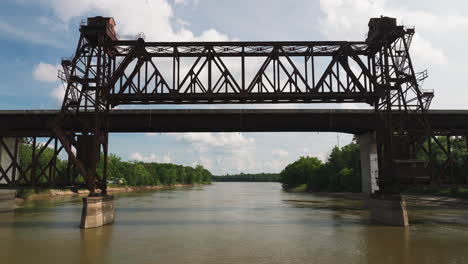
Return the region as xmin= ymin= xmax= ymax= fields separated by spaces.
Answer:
xmin=1 ymin=0 xmax=467 ymax=175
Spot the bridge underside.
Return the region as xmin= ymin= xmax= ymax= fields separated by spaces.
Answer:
xmin=1 ymin=109 xmax=467 ymax=136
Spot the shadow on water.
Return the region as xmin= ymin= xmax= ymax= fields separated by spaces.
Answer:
xmin=112 ymin=218 xmax=367 ymax=227
xmin=79 ymin=225 xmax=113 ymax=263
xmin=0 ymin=220 xmax=79 ymax=229
xmin=115 ymin=205 xmax=282 ymax=213
xmin=0 ymin=217 xmax=365 ymax=230
xmin=282 ymin=198 xmax=366 ymax=212
xmin=282 ymin=196 xmax=468 ymax=227
xmin=13 ymin=206 xmax=79 ymax=214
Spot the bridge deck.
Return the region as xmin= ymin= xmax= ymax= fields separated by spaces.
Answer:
xmin=0 ymin=109 xmax=467 ymax=136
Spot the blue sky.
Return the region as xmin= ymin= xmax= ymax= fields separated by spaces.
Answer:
xmin=1 ymin=0 xmax=467 ymax=174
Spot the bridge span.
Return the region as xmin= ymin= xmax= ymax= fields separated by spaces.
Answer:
xmin=1 ymin=109 xmax=467 ymax=136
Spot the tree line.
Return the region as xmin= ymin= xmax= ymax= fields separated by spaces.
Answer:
xmin=279 ymin=136 xmax=468 ymax=192
xmin=14 ymin=135 xmax=468 ymax=190
xmin=280 ymin=142 xmax=361 ymax=192
xmin=101 ymin=154 xmax=212 ymax=186
xmin=213 ymin=173 xmax=279 ymax=182
xmin=17 ymin=143 xmax=212 ymax=187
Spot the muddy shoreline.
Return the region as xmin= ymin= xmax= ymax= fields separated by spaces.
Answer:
xmin=15 ymin=184 xmax=206 ymax=201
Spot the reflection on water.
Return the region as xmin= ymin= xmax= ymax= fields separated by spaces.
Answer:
xmin=1 ymin=183 xmax=468 ymax=264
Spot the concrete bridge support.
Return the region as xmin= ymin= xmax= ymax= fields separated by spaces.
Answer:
xmin=80 ymin=195 xmax=115 ymax=229
xmin=357 ymin=132 xmax=409 ymax=226
xmin=357 ymin=132 xmax=379 ymax=196
xmin=0 ymin=137 xmax=17 ymax=212
xmin=0 ymin=190 xmax=15 ymax=212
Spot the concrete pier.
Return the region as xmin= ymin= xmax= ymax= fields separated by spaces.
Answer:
xmin=0 ymin=138 xmax=17 ymax=212
xmin=357 ymin=132 xmax=409 ymax=226
xmin=80 ymin=195 xmax=115 ymax=229
xmin=357 ymin=132 xmax=379 ymax=196
xmin=369 ymin=194 xmax=409 ymax=226
xmin=0 ymin=190 xmax=15 ymax=212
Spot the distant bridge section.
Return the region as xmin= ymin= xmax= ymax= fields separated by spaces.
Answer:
xmin=1 ymin=109 xmax=467 ymax=136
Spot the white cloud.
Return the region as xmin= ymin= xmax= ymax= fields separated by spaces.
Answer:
xmin=318 ymin=0 xmax=448 ymax=65
xmin=172 ymin=132 xmax=256 ymax=173
xmin=175 ymin=132 xmax=255 ymax=150
xmin=198 ymin=156 xmax=214 ymax=170
xmin=33 ymin=62 xmax=60 ymax=82
xmin=319 ymin=0 xmax=384 ymax=41
xmin=43 ymin=0 xmax=228 ymax=42
xmin=33 ymin=62 xmax=65 ymax=104
xmin=51 ymin=84 xmax=65 ymax=104
xmin=36 ymin=16 xmax=68 ymax=32
xmin=410 ymin=34 xmax=447 ymax=66
xmin=36 ymin=0 xmax=231 ymax=106
xmin=130 ymin=152 xmax=172 ymax=163
xmin=0 ymin=21 xmax=65 ymax=48
xmin=174 ymin=0 xmax=187 ymax=5
xmin=318 ymin=0 xmax=468 ymax=108
xmin=191 ymin=29 xmax=229 ymax=41
xmin=273 ymin=149 xmax=289 ymax=158
xmin=175 ymin=18 xmax=190 ymax=28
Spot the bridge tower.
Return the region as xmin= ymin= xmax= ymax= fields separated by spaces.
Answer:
xmin=55 ymin=16 xmax=119 ymax=197
xmin=361 ymin=16 xmax=434 ymax=226
xmin=365 ymin=16 xmax=433 ymax=194
xmin=55 ymin=16 xmax=120 ymax=228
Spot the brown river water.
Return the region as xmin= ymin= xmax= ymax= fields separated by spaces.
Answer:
xmin=1 ymin=182 xmax=468 ymax=264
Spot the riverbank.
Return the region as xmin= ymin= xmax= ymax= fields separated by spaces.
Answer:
xmin=283 ymin=184 xmax=308 ymax=192
xmin=15 ymin=184 xmax=208 ymax=201
xmin=402 ymin=185 xmax=468 ymax=199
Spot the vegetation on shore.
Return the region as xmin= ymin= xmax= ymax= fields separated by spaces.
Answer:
xmin=402 ymin=186 xmax=468 ymax=199
xmin=213 ymin=173 xmax=279 ymax=182
xmin=16 ymin=184 xmax=198 ymax=199
xmin=15 ymin=135 xmax=468 ymax=199
xmin=18 ymin=144 xmax=212 ymax=189
xmin=416 ymin=136 xmax=468 ymax=184
xmin=280 ymin=142 xmax=361 ymax=192
xmin=279 ymin=136 xmax=468 ymax=197
xmin=102 ymin=154 xmax=212 ymax=186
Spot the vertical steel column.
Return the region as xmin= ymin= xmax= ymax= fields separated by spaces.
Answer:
xmin=382 ymin=43 xmax=395 ymax=193
xmin=465 ymin=135 xmax=468 ymax=184
xmin=446 ymin=135 xmax=453 ymax=183
xmin=241 ymin=47 xmax=245 ymax=94
xmin=31 ymin=137 xmax=36 ymax=188
xmin=428 ymin=136 xmax=434 ymax=182
xmin=12 ymin=137 xmax=19 ymax=185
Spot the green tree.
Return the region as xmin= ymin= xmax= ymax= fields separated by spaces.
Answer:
xmin=280 ymin=156 xmax=323 ymax=189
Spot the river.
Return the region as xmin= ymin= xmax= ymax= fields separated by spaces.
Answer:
xmin=0 ymin=182 xmax=468 ymax=264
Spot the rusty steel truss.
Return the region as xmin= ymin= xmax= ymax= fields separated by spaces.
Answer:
xmin=57 ymin=16 xmax=433 ymax=195
xmin=1 ymin=16 xmax=453 ymax=195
